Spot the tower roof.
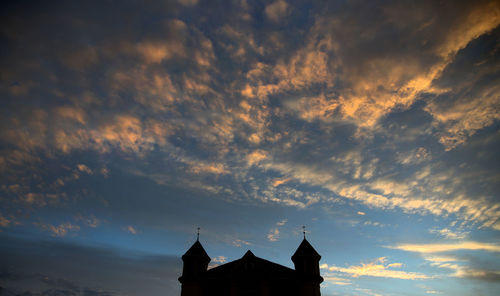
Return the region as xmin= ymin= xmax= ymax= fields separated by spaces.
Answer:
xmin=291 ymin=238 xmax=321 ymax=262
xmin=182 ymin=240 xmax=211 ymax=262
xmin=205 ymin=249 xmax=296 ymax=280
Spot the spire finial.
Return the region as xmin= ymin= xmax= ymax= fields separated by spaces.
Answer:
xmin=302 ymin=225 xmax=306 ymax=239
xmin=197 ymin=227 xmax=200 ymax=241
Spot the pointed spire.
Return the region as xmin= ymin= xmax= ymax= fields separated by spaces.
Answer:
xmin=292 ymin=238 xmax=321 ymax=261
xmin=291 ymin=236 xmax=322 ymax=280
xmin=182 ymin=230 xmax=210 ymax=263
xmin=183 ymin=240 xmax=210 ymax=261
xmin=243 ymin=250 xmax=255 ymax=259
xmin=180 ymin=237 xmax=211 ymax=282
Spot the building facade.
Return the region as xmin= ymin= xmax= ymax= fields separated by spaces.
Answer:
xmin=178 ymin=238 xmax=323 ymax=296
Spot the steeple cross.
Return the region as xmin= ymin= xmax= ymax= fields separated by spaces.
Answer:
xmin=197 ymin=227 xmax=200 ymax=241
xmin=302 ymin=225 xmax=306 ymax=239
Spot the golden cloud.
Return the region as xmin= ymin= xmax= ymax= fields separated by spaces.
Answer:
xmin=246 ymin=150 xmax=268 ymax=166
xmin=392 ymin=241 xmax=500 ymax=253
xmin=321 ymin=257 xmax=429 ymax=280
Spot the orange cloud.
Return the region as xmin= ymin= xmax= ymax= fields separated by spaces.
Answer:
xmin=77 ymin=164 xmax=93 ymax=175
xmin=265 ymin=0 xmax=289 ymax=22
xmin=272 ymin=178 xmax=291 ymax=187
xmin=246 ymin=150 xmax=268 ymax=166
xmin=189 ymin=162 xmax=229 ymax=175
xmin=55 ymin=106 xmax=87 ymax=125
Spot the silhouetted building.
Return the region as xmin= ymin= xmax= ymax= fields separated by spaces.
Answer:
xmin=179 ymin=238 xmax=323 ymax=296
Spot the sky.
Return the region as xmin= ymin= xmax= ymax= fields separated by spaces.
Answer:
xmin=1 ymin=0 xmax=500 ymax=295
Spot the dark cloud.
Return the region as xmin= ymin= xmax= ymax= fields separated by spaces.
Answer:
xmin=0 ymin=235 xmax=181 ymax=296
xmin=460 ymin=269 xmax=500 ymax=282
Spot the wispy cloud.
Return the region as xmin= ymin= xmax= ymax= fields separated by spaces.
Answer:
xmin=395 ymin=240 xmax=500 ymax=282
xmin=391 ymin=241 xmax=500 ymax=253
xmin=125 ymin=225 xmax=138 ymax=235
xmin=321 ymin=257 xmax=429 ymax=280
xmin=267 ymin=228 xmax=280 ymax=242
xmin=36 ymin=222 xmax=80 ymax=237
xmin=75 ymin=214 xmax=101 ymax=228
xmin=0 ymin=214 xmax=12 ymax=228
xmin=265 ymin=0 xmax=290 ymax=22
xmin=232 ymin=239 xmax=251 ymax=248
xmin=429 ymin=227 xmax=468 ymax=240
xmin=208 ymin=255 xmax=227 ymax=269
xmin=267 ymin=219 xmax=288 ymax=242
xmin=322 ymin=274 xmax=352 ymax=286
xmin=77 ymin=164 xmax=93 ymax=175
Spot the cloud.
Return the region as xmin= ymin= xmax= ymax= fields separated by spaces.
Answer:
xmin=417 ymin=284 xmax=442 ymax=295
xmin=208 ymin=255 xmax=227 ymax=269
xmin=265 ymin=0 xmax=290 ymax=22
xmin=244 ymin=0 xmax=500 ymax=151
xmin=267 ymin=228 xmax=280 ymax=242
xmin=188 ymin=161 xmax=229 ymax=175
xmin=0 ymin=236 xmax=181 ymax=296
xmin=391 ymin=241 xmax=500 ymax=253
xmin=321 ymin=257 xmax=429 ymax=280
xmin=429 ymin=227 xmax=468 ymax=240
xmin=322 ymin=274 xmax=352 ymax=286
xmin=267 ymin=219 xmax=288 ymax=242
xmin=56 ymin=106 xmax=87 ymax=125
xmin=0 ymin=2 xmax=498 ymax=295
xmin=272 ymin=178 xmax=291 ymax=187
xmin=454 ymin=267 xmax=500 ymax=282
xmin=1 ymin=0 xmax=498 ymax=237
xmin=211 ymin=256 xmax=227 ymax=263
xmin=125 ymin=225 xmax=138 ymax=235
xmin=100 ymin=167 xmax=110 ymax=178
xmin=0 ymin=276 xmax=116 ymax=296
xmin=77 ymin=164 xmax=93 ymax=175
xmin=396 ymin=147 xmax=431 ymax=165
xmin=75 ymin=214 xmax=101 ymax=228
xmin=231 ymin=239 xmax=251 ymax=247
xmin=0 ymin=214 xmax=11 ymax=228
xmin=395 ymin=240 xmax=500 ymax=282
xmin=424 ymin=255 xmax=460 ymax=263
xmin=276 ymin=219 xmax=287 ymax=226
xmin=423 ymin=255 xmax=500 ymax=282
xmin=363 ymin=221 xmax=387 ymax=228
xmin=425 ymin=32 xmax=500 ymax=150
xmin=136 ymin=39 xmax=185 ymax=64
xmin=246 ymin=150 xmax=268 ymax=166
xmin=259 ymin=153 xmax=500 ymax=231
xmin=36 ymin=222 xmax=80 ymax=237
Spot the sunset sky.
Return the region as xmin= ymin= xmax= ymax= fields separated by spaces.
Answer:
xmin=1 ymin=0 xmax=500 ymax=295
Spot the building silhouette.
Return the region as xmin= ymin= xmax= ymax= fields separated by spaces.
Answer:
xmin=178 ymin=237 xmax=323 ymax=296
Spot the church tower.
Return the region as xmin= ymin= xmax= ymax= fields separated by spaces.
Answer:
xmin=178 ymin=238 xmax=211 ymax=296
xmin=178 ymin=228 xmax=324 ymax=296
xmin=291 ymin=237 xmax=323 ymax=296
